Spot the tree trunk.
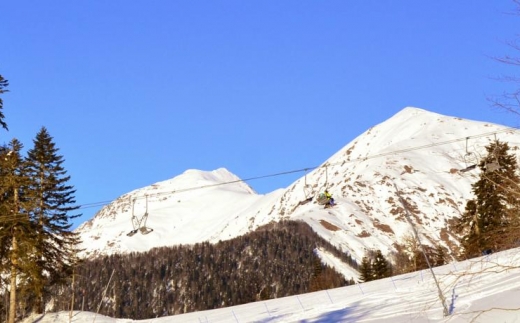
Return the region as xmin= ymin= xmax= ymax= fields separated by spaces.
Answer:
xmin=8 ymin=186 xmax=20 ymax=323
xmin=8 ymin=235 xmax=17 ymax=323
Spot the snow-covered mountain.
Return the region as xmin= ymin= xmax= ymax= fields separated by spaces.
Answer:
xmin=76 ymin=107 xmax=520 ymax=263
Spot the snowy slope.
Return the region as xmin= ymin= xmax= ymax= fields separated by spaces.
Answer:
xmin=263 ymin=107 xmax=520 ymax=260
xmin=22 ymin=247 xmax=520 ymax=323
xmin=76 ymin=107 xmax=520 ymax=263
xmin=76 ymin=168 xmax=286 ymax=257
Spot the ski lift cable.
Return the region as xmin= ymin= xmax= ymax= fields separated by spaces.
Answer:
xmin=77 ymin=129 xmax=512 ymax=209
xmin=75 ymin=127 xmax=520 ymax=211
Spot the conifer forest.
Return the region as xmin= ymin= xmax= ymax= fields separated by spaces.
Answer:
xmin=48 ymin=221 xmax=356 ymax=320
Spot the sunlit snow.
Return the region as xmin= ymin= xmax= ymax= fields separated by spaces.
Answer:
xmin=76 ymin=107 xmax=520 ymax=263
xmin=23 ymin=248 xmax=520 ymax=322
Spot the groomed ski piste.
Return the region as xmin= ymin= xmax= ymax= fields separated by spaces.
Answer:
xmin=23 ymin=246 xmax=520 ymax=323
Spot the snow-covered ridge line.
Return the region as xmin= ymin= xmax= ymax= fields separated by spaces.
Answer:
xmin=75 ymin=107 xmax=520 ymax=265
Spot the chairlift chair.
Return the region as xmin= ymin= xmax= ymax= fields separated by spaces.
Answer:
xmin=126 ymin=195 xmax=154 ymax=237
xmin=459 ymin=137 xmax=478 ymax=173
xmin=127 ymin=229 xmax=138 ymax=237
xmin=317 ymin=164 xmax=330 ymax=204
xmin=139 ymin=224 xmax=154 ymax=235
xmin=316 ymin=192 xmax=329 ymax=205
xmin=138 ymin=207 xmax=154 ymax=235
xmin=298 ymin=169 xmax=314 ymax=206
xmin=460 ymin=154 xmax=477 ymax=173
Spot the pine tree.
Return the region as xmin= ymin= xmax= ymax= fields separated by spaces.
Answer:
xmin=432 ymin=245 xmax=446 ymax=267
xmin=0 ymin=139 xmax=35 ymax=323
xmin=456 ymin=140 xmax=520 ymax=258
xmin=0 ymin=75 xmax=8 ymax=131
xmin=372 ymin=250 xmax=391 ymax=280
xmin=358 ymin=256 xmax=373 ymax=282
xmin=24 ymin=127 xmax=81 ymax=313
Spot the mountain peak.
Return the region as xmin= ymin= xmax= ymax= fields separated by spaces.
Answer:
xmin=182 ymin=167 xmax=236 ymax=182
xmin=75 ymin=167 xmax=267 ymax=257
xmin=146 ymin=168 xmax=257 ymax=196
xmin=395 ymin=106 xmax=433 ymax=115
xmin=75 ymin=108 xmax=520 ymax=264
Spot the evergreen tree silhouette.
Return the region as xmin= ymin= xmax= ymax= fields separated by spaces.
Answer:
xmin=0 ymin=75 xmax=8 ymax=131
xmin=372 ymin=250 xmax=391 ymax=279
xmin=358 ymin=256 xmax=373 ymax=282
xmin=25 ymin=127 xmax=81 ymax=312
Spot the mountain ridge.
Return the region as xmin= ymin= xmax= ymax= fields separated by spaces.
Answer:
xmin=75 ymin=107 xmax=520 ymax=265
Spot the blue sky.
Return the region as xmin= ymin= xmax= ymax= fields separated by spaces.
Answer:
xmin=1 ymin=1 xmax=519 ymax=228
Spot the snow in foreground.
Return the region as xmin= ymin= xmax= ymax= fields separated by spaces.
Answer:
xmin=22 ymin=247 xmax=520 ymax=323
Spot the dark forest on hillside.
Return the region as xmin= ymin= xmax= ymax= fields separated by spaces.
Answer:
xmin=49 ymin=221 xmax=357 ymax=319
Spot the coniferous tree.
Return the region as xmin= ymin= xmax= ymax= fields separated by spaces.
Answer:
xmin=372 ymin=250 xmax=391 ymax=280
xmin=432 ymin=245 xmax=447 ymax=267
xmin=358 ymin=256 xmax=373 ymax=282
xmin=0 ymin=148 xmax=9 ymax=321
xmin=0 ymin=75 xmax=11 ymax=320
xmin=0 ymin=75 xmax=8 ymax=131
xmin=24 ymin=127 xmax=81 ymax=313
xmin=456 ymin=140 xmax=520 ymax=258
xmin=0 ymin=139 xmax=35 ymax=323
xmin=456 ymin=199 xmax=479 ymax=257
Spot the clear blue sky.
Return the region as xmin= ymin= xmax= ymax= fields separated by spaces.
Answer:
xmin=1 ymin=1 xmax=519 ymax=228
